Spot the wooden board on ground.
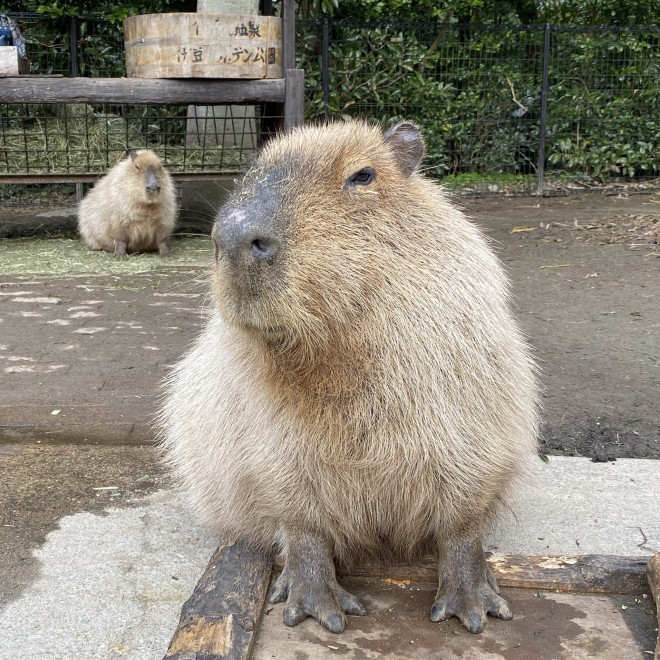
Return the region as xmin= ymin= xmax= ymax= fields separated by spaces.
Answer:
xmin=647 ymin=553 xmax=660 ymax=659
xmin=166 ymin=543 xmax=659 ymax=659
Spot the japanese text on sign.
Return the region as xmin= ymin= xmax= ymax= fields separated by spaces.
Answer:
xmin=231 ymin=22 xmax=261 ymax=38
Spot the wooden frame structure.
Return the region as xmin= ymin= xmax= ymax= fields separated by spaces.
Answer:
xmin=0 ymin=0 xmax=304 ymax=184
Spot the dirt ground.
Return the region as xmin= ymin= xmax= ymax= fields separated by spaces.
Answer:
xmin=0 ymin=191 xmax=658 ymax=608
xmin=465 ymin=193 xmax=659 ymax=461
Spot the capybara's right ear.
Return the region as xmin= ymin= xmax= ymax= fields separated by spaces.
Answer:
xmin=383 ymin=121 xmax=425 ymax=177
xmin=128 ymin=150 xmax=138 ymax=161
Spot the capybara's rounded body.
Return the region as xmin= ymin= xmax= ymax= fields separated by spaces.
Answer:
xmin=160 ymin=121 xmax=539 ymax=634
xmin=77 ymin=149 xmax=177 ymax=257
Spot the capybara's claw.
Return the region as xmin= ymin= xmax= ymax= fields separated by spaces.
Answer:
xmin=430 ymin=584 xmax=512 ymax=633
xmin=271 ymin=570 xmax=366 ymax=633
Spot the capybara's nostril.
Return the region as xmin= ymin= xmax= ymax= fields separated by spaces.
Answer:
xmin=146 ymin=185 xmax=161 ymax=194
xmin=252 ymin=238 xmax=278 ymax=265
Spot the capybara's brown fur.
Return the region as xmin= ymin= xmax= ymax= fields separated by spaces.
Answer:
xmin=77 ymin=149 xmax=177 ymax=258
xmin=160 ymin=121 xmax=539 ymax=634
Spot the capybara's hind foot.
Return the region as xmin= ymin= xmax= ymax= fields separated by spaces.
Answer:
xmin=432 ymin=531 xmax=513 ymax=633
xmin=269 ymin=569 xmax=366 ymax=633
xmin=270 ymin=530 xmax=366 ymax=633
xmin=430 ymin=581 xmax=512 ymax=633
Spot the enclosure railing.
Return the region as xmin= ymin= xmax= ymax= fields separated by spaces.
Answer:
xmin=1 ymin=13 xmax=659 ymax=198
xmin=299 ymin=20 xmax=660 ymax=195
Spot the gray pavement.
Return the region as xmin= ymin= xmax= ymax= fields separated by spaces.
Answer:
xmin=0 ymin=456 xmax=657 ymax=659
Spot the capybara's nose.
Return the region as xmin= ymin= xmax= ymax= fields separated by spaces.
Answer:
xmin=146 ymin=184 xmax=161 ymax=194
xmin=213 ymin=209 xmax=279 ymax=266
xmin=249 ymin=237 xmax=278 ymax=265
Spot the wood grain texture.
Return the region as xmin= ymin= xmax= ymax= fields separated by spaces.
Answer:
xmin=0 ymin=77 xmax=285 ymax=105
xmin=164 ymin=536 xmax=273 ymax=660
xmin=343 ymin=553 xmax=651 ymax=595
xmin=647 ymin=553 xmax=660 ymax=659
xmin=283 ymin=68 xmax=304 ymax=130
xmin=123 ymin=14 xmax=282 ymax=80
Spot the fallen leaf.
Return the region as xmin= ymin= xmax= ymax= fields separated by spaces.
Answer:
xmin=511 ymin=227 xmax=535 ymax=233
xmin=51 ymin=409 xmax=61 ymax=415
xmin=384 ymin=578 xmax=411 ymax=588
xmin=539 ymin=264 xmax=571 ymax=269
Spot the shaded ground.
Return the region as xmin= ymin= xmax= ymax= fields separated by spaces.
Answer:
xmin=0 ymin=444 xmax=164 ymax=605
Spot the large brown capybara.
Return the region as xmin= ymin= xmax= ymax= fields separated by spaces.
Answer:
xmin=160 ymin=121 xmax=539 ymax=635
xmin=77 ymin=149 xmax=177 ymax=259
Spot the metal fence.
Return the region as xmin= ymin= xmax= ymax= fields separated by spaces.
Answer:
xmin=1 ymin=13 xmax=659 ymax=202
xmin=0 ymin=12 xmax=279 ymax=207
xmin=299 ymin=21 xmax=660 ymax=195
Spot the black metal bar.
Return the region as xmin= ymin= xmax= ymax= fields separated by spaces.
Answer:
xmin=69 ymin=17 xmax=79 ymax=78
xmin=261 ymin=0 xmax=274 ymax=17
xmin=322 ymin=18 xmax=330 ymax=122
xmin=536 ymin=23 xmax=551 ymax=196
xmin=0 ymin=172 xmax=243 ymax=184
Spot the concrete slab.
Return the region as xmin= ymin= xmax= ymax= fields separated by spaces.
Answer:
xmin=487 ymin=456 xmax=660 ymax=557
xmin=0 ymin=490 xmax=218 ymax=660
xmin=0 ymin=270 xmax=208 ymax=444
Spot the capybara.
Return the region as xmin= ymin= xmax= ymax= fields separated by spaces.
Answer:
xmin=160 ymin=121 xmax=539 ymax=635
xmin=77 ymin=149 xmax=176 ymax=258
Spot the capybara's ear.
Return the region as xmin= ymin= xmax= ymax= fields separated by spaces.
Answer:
xmin=128 ymin=149 xmax=138 ymax=161
xmin=383 ymin=121 xmax=425 ymax=177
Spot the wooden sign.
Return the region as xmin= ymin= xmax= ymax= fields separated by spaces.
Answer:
xmin=123 ymin=13 xmax=282 ymax=80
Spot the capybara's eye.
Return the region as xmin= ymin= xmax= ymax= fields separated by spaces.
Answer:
xmin=346 ymin=167 xmax=376 ymax=187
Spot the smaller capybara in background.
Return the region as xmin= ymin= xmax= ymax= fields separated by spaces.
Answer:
xmin=77 ymin=149 xmax=177 ymax=258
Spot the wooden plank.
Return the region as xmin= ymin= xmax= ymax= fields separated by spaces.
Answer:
xmin=123 ymin=14 xmax=282 ymax=80
xmin=0 ymin=171 xmax=241 ymax=184
xmin=164 ymin=536 xmax=273 ymax=660
xmin=253 ymin=581 xmax=657 ymax=660
xmin=283 ymin=68 xmax=304 ymax=131
xmin=647 ymin=553 xmax=660 ymax=659
xmin=344 ymin=553 xmax=651 ymax=595
xmin=0 ymin=77 xmax=285 ymax=105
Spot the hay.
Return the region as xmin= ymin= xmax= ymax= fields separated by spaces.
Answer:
xmin=0 ymin=235 xmax=213 ymax=276
xmin=0 ymin=104 xmax=251 ymax=174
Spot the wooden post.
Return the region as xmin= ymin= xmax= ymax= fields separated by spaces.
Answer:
xmin=186 ymin=0 xmax=261 ymax=153
xmin=284 ymin=68 xmax=304 ymax=131
xmin=647 ymin=553 xmax=660 ymax=660
xmin=164 ymin=536 xmax=273 ymax=660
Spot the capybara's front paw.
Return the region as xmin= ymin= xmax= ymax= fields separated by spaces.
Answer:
xmin=269 ymin=569 xmax=366 ymax=633
xmin=430 ymin=580 xmax=512 ymax=633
